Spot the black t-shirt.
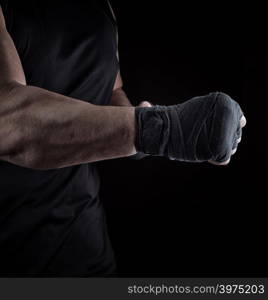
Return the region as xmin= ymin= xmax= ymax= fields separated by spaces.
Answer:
xmin=0 ymin=0 xmax=118 ymax=276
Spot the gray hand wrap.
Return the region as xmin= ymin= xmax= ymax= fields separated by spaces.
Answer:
xmin=135 ymin=92 xmax=243 ymax=163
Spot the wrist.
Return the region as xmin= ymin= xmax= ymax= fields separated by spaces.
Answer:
xmin=134 ymin=105 xmax=169 ymax=156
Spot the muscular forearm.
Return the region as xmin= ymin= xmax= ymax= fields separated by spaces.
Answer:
xmin=0 ymin=8 xmax=136 ymax=170
xmin=0 ymin=83 xmax=136 ymax=169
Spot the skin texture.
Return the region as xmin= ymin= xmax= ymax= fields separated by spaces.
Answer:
xmin=0 ymin=12 xmax=26 ymax=85
xmin=0 ymin=7 xmax=137 ymax=170
xmin=0 ymin=6 xmax=245 ymax=170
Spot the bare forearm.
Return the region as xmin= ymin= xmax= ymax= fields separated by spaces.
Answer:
xmin=0 ymin=83 xmax=136 ymax=170
xmin=0 ymin=8 xmax=136 ymax=169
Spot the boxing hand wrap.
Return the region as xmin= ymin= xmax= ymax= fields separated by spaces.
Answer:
xmin=135 ymin=92 xmax=243 ymax=163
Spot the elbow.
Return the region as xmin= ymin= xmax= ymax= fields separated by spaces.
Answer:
xmin=0 ymin=80 xmax=25 ymax=94
xmin=0 ymin=82 xmax=48 ymax=170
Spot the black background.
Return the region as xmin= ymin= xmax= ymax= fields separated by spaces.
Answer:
xmin=98 ymin=1 xmax=267 ymax=277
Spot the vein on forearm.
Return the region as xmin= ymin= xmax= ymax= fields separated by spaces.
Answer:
xmin=0 ymin=12 xmax=136 ymax=170
xmin=0 ymin=83 xmax=136 ymax=169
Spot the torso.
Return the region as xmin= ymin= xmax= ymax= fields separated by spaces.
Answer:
xmin=0 ymin=0 xmax=118 ymax=276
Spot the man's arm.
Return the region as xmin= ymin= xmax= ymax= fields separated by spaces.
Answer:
xmin=0 ymin=7 xmax=136 ymax=170
xmin=111 ymin=67 xmax=136 ymax=107
xmin=0 ymin=7 xmax=26 ymax=85
xmin=1 ymin=7 xmax=244 ymax=169
xmin=110 ymin=72 xmax=132 ymax=107
xmin=109 ymin=71 xmax=152 ymax=160
xmin=108 ymin=1 xmax=150 ymax=109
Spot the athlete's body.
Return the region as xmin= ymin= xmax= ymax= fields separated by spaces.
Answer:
xmin=0 ymin=2 xmax=246 ymax=276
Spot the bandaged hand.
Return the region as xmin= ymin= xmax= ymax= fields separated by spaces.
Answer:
xmin=135 ymin=92 xmax=246 ymax=165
